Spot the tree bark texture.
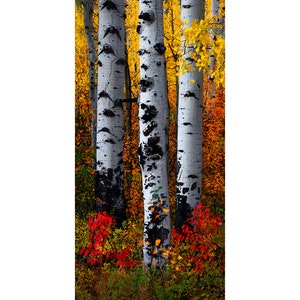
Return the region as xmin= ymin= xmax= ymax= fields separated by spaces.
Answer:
xmin=83 ymin=0 xmax=97 ymax=147
xmin=95 ymin=0 xmax=126 ymax=226
xmin=175 ymin=0 xmax=205 ymax=229
xmin=137 ymin=0 xmax=171 ymax=268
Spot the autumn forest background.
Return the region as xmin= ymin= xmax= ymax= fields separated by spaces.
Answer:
xmin=76 ymin=0 xmax=225 ymax=299
xmin=2 ymin=1 xmax=300 ymax=300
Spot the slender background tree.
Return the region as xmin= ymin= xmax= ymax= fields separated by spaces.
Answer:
xmin=82 ymin=0 xmax=97 ymax=148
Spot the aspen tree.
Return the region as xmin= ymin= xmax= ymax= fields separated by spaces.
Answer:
xmin=137 ymin=0 xmax=171 ymax=268
xmin=95 ymin=0 xmax=126 ymax=226
xmin=175 ymin=0 xmax=205 ymax=229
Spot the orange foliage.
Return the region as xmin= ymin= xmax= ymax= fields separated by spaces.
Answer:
xmin=202 ymin=80 xmax=225 ymax=213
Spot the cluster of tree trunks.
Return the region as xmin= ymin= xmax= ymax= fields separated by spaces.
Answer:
xmin=82 ymin=0 xmax=220 ymax=268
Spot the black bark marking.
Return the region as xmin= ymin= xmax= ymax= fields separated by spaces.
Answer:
xmin=138 ymin=49 xmax=150 ymax=56
xmin=188 ymin=174 xmax=199 ymax=179
xmin=116 ymin=58 xmax=125 ymax=65
xmin=99 ymin=127 xmax=111 ymax=133
xmin=145 ymin=182 xmax=155 ymax=189
xmin=140 ymin=79 xmax=153 ymax=92
xmin=99 ymin=44 xmax=115 ymax=55
xmin=141 ymin=104 xmax=157 ymax=122
xmin=146 ymin=162 xmax=157 ymax=171
xmin=104 ymin=138 xmax=115 ymax=144
xmin=178 ymin=149 xmax=184 ymax=153
xmin=191 ymin=182 xmax=197 ymax=190
xmin=184 ymin=91 xmax=199 ymax=99
xmin=98 ymin=90 xmax=113 ymax=101
xmin=101 ymin=0 xmax=118 ymax=11
xmin=153 ymin=92 xmax=157 ymax=97
xmin=136 ymin=24 xmax=142 ymax=34
xmin=141 ymin=64 xmax=148 ymax=70
xmin=183 ymin=122 xmax=192 ymax=126
xmin=98 ymin=61 xmax=102 ymax=67
xmin=103 ymin=26 xmax=121 ymax=40
xmin=139 ymin=11 xmax=154 ymax=23
xmin=177 ymin=182 xmax=184 ymax=186
xmin=95 ymin=169 xmax=125 ymax=227
xmin=176 ymin=160 xmax=181 ymax=175
xmin=139 ymin=12 xmax=151 ymax=21
xmin=114 ymin=165 xmax=121 ymax=173
xmin=138 ymin=144 xmax=146 ymax=169
xmin=175 ymin=194 xmax=192 ymax=229
xmin=182 ymin=187 xmax=189 ymax=194
xmin=153 ymin=43 xmax=166 ymax=55
xmin=103 ymin=109 xmax=115 ymax=117
xmin=142 ymin=0 xmax=152 ymax=5
xmin=183 ymin=5 xmax=191 ymax=8
xmin=156 ymin=62 xmax=161 ymax=66
xmin=147 ymin=135 xmax=160 ymax=147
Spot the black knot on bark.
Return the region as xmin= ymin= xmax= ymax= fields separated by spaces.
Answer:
xmin=183 ymin=91 xmax=199 ymax=99
xmin=141 ymin=64 xmax=148 ymax=70
xmin=98 ymin=90 xmax=112 ymax=101
xmin=101 ymin=0 xmax=118 ymax=11
xmin=140 ymin=79 xmax=153 ymax=92
xmin=154 ymin=43 xmax=166 ymax=55
xmin=103 ymin=26 xmax=121 ymax=40
xmin=99 ymin=44 xmax=115 ymax=56
xmin=99 ymin=44 xmax=115 ymax=55
xmin=103 ymin=109 xmax=115 ymax=117
xmin=143 ymin=121 xmax=158 ymax=136
xmin=138 ymin=11 xmax=154 ymax=23
xmin=148 ymin=135 xmax=160 ymax=146
xmin=140 ymin=104 xmax=158 ymax=122
xmin=138 ymin=49 xmax=150 ymax=56
xmin=136 ymin=24 xmax=142 ymax=34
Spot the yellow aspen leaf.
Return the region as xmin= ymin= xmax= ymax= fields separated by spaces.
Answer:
xmin=162 ymin=251 xmax=169 ymax=259
xmin=185 ymin=19 xmax=189 ymax=25
xmin=175 ymin=266 xmax=179 ymax=271
xmin=162 ymin=208 xmax=169 ymax=213
xmin=150 ymin=207 xmax=155 ymax=212
xmin=189 ymin=79 xmax=195 ymax=84
xmin=155 ymin=239 xmax=161 ymax=246
xmin=153 ymin=249 xmax=158 ymax=254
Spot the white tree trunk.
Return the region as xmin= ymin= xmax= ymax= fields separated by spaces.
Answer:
xmin=95 ymin=0 xmax=126 ymax=226
xmin=83 ymin=0 xmax=97 ymax=147
xmin=175 ymin=0 xmax=205 ymax=229
xmin=137 ymin=0 xmax=171 ymax=268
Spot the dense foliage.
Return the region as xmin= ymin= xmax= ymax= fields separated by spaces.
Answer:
xmin=75 ymin=0 xmax=225 ymax=298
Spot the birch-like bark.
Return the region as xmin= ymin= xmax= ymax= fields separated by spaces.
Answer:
xmin=82 ymin=0 xmax=97 ymax=147
xmin=137 ymin=0 xmax=171 ymax=268
xmin=175 ymin=0 xmax=205 ymax=229
xmin=95 ymin=0 xmax=126 ymax=226
xmin=208 ymin=0 xmax=225 ymax=90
